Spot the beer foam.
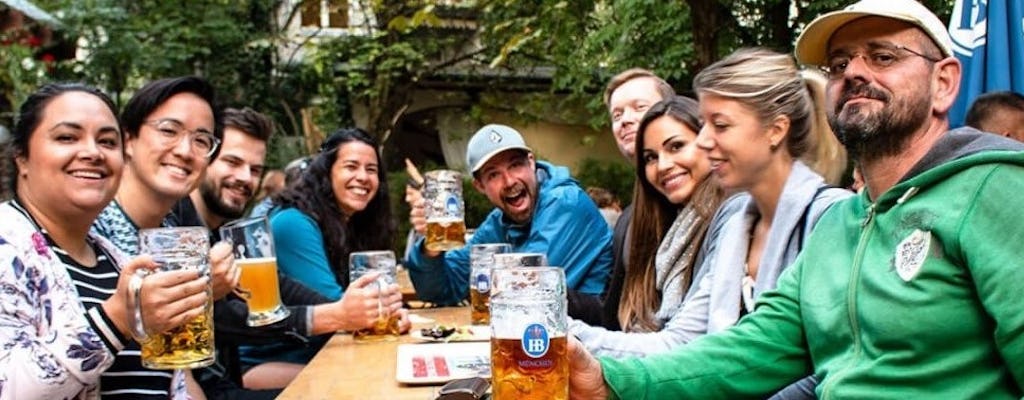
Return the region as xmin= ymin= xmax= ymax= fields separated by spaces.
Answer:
xmin=426 ymin=216 xmax=463 ymax=224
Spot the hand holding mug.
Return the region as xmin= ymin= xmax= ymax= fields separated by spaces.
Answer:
xmin=208 ymin=241 xmax=238 ymax=300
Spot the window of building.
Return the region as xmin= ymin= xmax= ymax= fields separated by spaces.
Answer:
xmin=300 ymin=0 xmax=348 ymax=29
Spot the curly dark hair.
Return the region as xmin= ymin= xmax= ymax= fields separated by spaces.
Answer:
xmin=272 ymin=128 xmax=395 ymax=287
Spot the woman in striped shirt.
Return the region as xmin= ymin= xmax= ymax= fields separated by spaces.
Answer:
xmin=0 ymin=83 xmax=209 ymax=399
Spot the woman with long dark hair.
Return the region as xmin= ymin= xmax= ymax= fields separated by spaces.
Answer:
xmin=570 ymin=95 xmax=733 ymax=356
xmin=238 ymin=128 xmax=406 ymax=388
xmin=272 ymin=128 xmax=395 ymax=296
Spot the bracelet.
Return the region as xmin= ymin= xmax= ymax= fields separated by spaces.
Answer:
xmin=128 ymin=273 xmax=149 ymax=342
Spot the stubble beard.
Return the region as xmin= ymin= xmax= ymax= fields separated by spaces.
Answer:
xmin=200 ymin=179 xmax=248 ymax=220
xmin=828 ymin=82 xmax=931 ymax=164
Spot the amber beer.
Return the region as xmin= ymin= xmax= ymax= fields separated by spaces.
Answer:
xmin=353 ymin=312 xmax=402 ymax=342
xmin=470 ymin=288 xmax=490 ymax=325
xmin=469 ymin=243 xmax=511 ymax=325
xmin=491 ymin=336 xmax=569 ymax=400
xmin=349 ymin=251 xmax=401 ymax=342
xmin=141 ymin=298 xmax=215 ymax=369
xmin=237 ymin=257 xmax=282 ymax=314
xmin=423 ymin=170 xmax=466 ymax=251
xmin=137 ymin=227 xmax=216 ymax=370
xmin=490 ymin=267 xmax=568 ymax=399
xmin=425 ymin=217 xmax=467 ymax=252
xmin=219 ymin=216 xmax=291 ymax=327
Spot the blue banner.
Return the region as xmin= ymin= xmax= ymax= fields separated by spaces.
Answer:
xmin=947 ymin=0 xmax=1024 ymax=127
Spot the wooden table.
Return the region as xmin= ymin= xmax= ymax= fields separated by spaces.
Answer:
xmin=277 ymin=306 xmax=473 ymax=400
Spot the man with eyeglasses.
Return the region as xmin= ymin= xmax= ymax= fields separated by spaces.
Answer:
xmin=88 ymin=76 xmax=239 ymax=399
xmin=567 ymin=0 xmax=1024 ymax=398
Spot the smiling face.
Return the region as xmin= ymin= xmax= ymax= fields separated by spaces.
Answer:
xmin=825 ymin=17 xmax=937 ymax=161
xmin=609 ymin=77 xmax=665 ymax=160
xmin=198 ymin=127 xmax=267 ymax=219
xmin=125 ymin=92 xmax=214 ymax=199
xmin=15 ymin=91 xmax=124 ymax=217
xmin=472 ymin=150 xmax=538 ymax=224
xmin=696 ymin=93 xmax=782 ymax=191
xmin=641 ymin=115 xmax=709 ymax=205
xmin=330 ymin=141 xmax=380 ymax=216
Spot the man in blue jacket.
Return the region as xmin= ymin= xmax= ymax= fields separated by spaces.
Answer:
xmin=405 ymin=124 xmax=613 ymax=305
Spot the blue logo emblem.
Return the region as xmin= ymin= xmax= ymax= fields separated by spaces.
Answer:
xmin=521 ymin=323 xmax=549 ymax=358
xmin=474 ymin=273 xmax=489 ymax=292
xmin=445 ymin=195 xmax=460 ymax=215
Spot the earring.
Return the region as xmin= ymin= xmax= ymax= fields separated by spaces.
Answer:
xmin=770 ymin=140 xmax=779 ymax=150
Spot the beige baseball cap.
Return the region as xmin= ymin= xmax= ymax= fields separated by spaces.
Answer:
xmin=795 ymin=0 xmax=953 ymax=66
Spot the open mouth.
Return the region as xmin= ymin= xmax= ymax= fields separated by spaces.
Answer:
xmin=162 ymin=163 xmax=192 ymax=177
xmin=502 ymin=186 xmax=527 ymax=209
xmin=660 ymin=170 xmax=690 ymax=190
xmin=348 ymin=186 xmax=371 ymax=196
xmin=69 ymin=169 xmax=107 ymax=180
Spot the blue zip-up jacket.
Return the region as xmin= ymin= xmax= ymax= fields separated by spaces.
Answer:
xmin=406 ymin=161 xmax=613 ymax=305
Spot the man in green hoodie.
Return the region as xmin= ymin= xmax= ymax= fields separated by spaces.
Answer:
xmin=568 ymin=0 xmax=1024 ymax=398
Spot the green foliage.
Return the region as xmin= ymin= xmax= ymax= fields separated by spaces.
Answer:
xmin=0 ymin=43 xmax=48 ymax=127
xmin=46 ymin=0 xmax=315 ymax=168
xmin=574 ymin=157 xmax=634 ymax=206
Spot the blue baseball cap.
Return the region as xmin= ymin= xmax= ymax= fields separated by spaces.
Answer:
xmin=466 ymin=124 xmax=533 ymax=174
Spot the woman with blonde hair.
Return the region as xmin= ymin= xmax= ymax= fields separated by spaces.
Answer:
xmin=689 ymin=47 xmax=853 ymax=397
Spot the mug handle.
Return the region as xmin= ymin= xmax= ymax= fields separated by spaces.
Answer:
xmin=127 ymin=270 xmax=150 ymax=342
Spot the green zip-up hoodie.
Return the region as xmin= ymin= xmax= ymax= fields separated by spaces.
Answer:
xmin=601 ymin=128 xmax=1024 ymax=399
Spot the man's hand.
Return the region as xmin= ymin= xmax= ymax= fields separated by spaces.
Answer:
xmin=569 ymin=336 xmax=611 ymax=399
xmin=405 ymin=185 xmax=427 ymax=236
xmin=208 ymin=241 xmax=239 ymax=300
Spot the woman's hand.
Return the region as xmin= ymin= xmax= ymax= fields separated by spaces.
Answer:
xmin=208 ymin=241 xmax=239 ymax=300
xmin=106 ymin=256 xmax=211 ymax=339
xmin=333 ymin=272 xmax=385 ymax=331
xmin=395 ymin=308 xmax=412 ymax=334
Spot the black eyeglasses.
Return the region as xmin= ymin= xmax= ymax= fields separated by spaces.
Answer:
xmin=143 ymin=119 xmax=220 ymax=157
xmin=820 ymin=44 xmax=942 ymax=80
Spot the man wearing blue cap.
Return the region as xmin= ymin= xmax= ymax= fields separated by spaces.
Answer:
xmin=405 ymin=124 xmax=613 ymax=305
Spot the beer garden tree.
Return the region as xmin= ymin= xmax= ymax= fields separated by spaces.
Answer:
xmin=12 ymin=0 xmax=953 ymax=166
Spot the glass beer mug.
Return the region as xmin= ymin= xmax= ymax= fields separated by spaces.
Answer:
xmin=423 ymin=169 xmax=466 ymax=252
xmin=219 ymin=216 xmax=291 ymax=327
xmin=468 ymin=243 xmax=512 ymax=325
xmin=136 ymin=227 xmax=216 ymax=369
xmin=349 ymin=250 xmax=402 ymax=342
xmin=490 ymin=267 xmax=568 ymax=400
xmin=492 ymin=253 xmax=548 ymax=269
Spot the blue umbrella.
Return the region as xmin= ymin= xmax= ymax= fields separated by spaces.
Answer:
xmin=947 ymin=0 xmax=1024 ymax=127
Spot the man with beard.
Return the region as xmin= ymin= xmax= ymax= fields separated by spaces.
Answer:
xmin=566 ymin=0 xmax=1024 ymax=398
xmin=173 ymin=107 xmax=270 ymax=231
xmin=405 ymin=124 xmax=613 ymax=305
xmin=172 ymin=108 xmax=380 ymax=397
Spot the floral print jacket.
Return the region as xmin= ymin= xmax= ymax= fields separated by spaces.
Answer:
xmin=0 ymin=201 xmax=128 ymax=400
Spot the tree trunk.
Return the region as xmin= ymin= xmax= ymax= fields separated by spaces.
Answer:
xmin=685 ymin=0 xmax=734 ymax=75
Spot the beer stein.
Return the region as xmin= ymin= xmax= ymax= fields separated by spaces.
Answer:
xmin=469 ymin=243 xmax=512 ymax=325
xmin=492 ymin=252 xmax=548 ymax=269
xmin=219 ymin=216 xmax=290 ymax=327
xmin=490 ymin=267 xmax=568 ymax=400
xmin=136 ymin=227 xmax=216 ymax=369
xmin=423 ymin=169 xmax=466 ymax=251
xmin=349 ymin=250 xmax=401 ymax=342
